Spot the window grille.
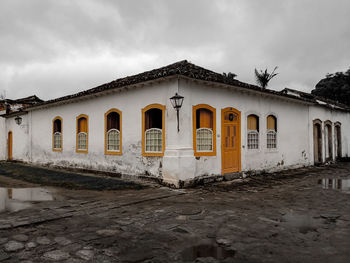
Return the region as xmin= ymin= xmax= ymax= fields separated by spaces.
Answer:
xmin=196 ymin=128 xmax=213 ymax=151
xmin=145 ymin=128 xmax=162 ymax=153
xmin=77 ymin=132 xmax=87 ymax=150
xmin=267 ymin=130 xmax=277 ymax=149
xmin=107 ymin=129 xmax=120 ymax=151
xmin=53 ymin=132 xmax=62 ymax=149
xmin=248 ymin=130 xmax=259 ymax=149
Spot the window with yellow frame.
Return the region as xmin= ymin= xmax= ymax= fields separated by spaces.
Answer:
xmin=76 ymin=114 xmax=88 ymax=153
xmin=266 ymin=115 xmax=277 ymax=149
xmin=192 ymin=104 xmax=216 ymax=156
xmin=142 ymin=104 xmax=165 ymax=157
xmin=52 ymin=116 xmax=63 ymax=151
xmin=105 ymin=108 xmax=122 ymax=155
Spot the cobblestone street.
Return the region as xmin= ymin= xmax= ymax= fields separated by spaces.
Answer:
xmin=1 ymin=162 xmax=350 ymax=262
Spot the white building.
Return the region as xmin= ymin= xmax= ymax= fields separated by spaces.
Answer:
xmin=1 ymin=61 xmax=349 ymax=187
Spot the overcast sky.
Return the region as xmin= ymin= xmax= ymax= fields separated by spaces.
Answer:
xmin=1 ymin=0 xmax=349 ymax=100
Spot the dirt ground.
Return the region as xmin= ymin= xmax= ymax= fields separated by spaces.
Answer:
xmin=0 ymin=162 xmax=144 ymax=190
xmin=0 ymin=162 xmax=350 ymax=262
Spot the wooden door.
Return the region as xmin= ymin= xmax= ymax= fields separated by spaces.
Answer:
xmin=8 ymin=131 xmax=12 ymax=160
xmin=221 ymin=108 xmax=241 ymax=174
xmin=313 ymin=121 xmax=322 ymax=164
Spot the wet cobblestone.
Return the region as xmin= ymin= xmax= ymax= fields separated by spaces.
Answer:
xmin=0 ymin=163 xmax=350 ymax=262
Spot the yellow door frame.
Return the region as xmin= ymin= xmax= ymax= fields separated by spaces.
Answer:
xmin=221 ymin=107 xmax=241 ymax=174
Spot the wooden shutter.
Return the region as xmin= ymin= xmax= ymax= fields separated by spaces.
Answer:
xmin=247 ymin=115 xmax=258 ymax=130
xmin=54 ymin=119 xmax=61 ymax=133
xmin=79 ymin=118 xmax=87 ymax=133
xmin=199 ymin=109 xmax=213 ymax=128
xmin=267 ymin=116 xmax=276 ymax=131
xmin=107 ymin=112 xmax=120 ymax=131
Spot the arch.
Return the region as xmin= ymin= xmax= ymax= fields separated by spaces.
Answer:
xmin=52 ymin=116 xmax=63 ymax=151
xmin=76 ymin=114 xmax=88 ymax=153
xmin=324 ymin=120 xmax=332 ymax=126
xmin=324 ymin=120 xmax=332 ymax=161
xmin=334 ymin=122 xmax=342 ymax=158
xmin=313 ymin=119 xmax=323 ymax=164
xmin=142 ymin=104 xmax=165 ymax=156
xmin=266 ymin=115 xmax=277 ymax=131
xmin=313 ymin=119 xmax=322 ymax=125
xmin=193 ymin=104 xmax=216 ymax=156
xmin=247 ymin=114 xmax=259 ymax=131
xmin=221 ymin=107 xmax=241 ymax=174
xmin=247 ymin=114 xmax=259 ymax=149
xmin=266 ymin=115 xmax=277 ymax=149
xmin=104 ymin=108 xmax=122 ymax=155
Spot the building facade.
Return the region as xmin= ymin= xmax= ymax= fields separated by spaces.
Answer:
xmin=1 ymin=61 xmax=349 ymax=187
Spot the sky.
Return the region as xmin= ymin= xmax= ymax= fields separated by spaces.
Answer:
xmin=1 ymin=0 xmax=349 ymax=100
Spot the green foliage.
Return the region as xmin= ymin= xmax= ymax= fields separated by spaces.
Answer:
xmin=254 ymin=67 xmax=278 ymax=89
xmin=223 ymin=72 xmax=237 ymax=79
xmin=311 ymin=68 xmax=350 ymax=105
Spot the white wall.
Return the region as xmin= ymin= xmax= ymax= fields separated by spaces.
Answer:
xmin=308 ymin=106 xmax=350 ymax=162
xmin=0 ymin=117 xmax=6 ymax=160
xmin=162 ymin=79 xmax=312 ymax=185
xmin=28 ymin=80 xmax=178 ymax=178
xmin=3 ymin=77 xmax=350 ymax=187
xmin=4 ymin=114 xmax=30 ymax=161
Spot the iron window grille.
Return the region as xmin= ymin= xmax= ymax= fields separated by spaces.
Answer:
xmin=248 ymin=130 xmax=259 ymax=149
xmin=145 ymin=128 xmax=162 ymax=153
xmin=196 ymin=128 xmax=213 ymax=151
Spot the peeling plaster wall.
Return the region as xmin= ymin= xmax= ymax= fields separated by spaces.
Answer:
xmin=174 ymin=79 xmax=313 ymax=179
xmin=28 ymin=79 xmax=178 ymax=178
xmin=4 ymin=77 xmax=350 ymax=186
xmin=0 ymin=118 xmax=6 ymax=160
xmin=4 ymin=115 xmax=30 ymax=162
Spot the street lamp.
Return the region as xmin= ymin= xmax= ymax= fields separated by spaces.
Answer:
xmin=170 ymin=93 xmax=184 ymax=132
xmin=15 ymin=115 xmax=22 ymax=125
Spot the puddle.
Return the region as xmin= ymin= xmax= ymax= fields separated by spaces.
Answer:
xmin=182 ymin=243 xmax=235 ymax=261
xmin=0 ymin=187 xmax=54 ymax=213
xmin=318 ymin=178 xmax=350 ymax=193
xmin=282 ymin=212 xmax=318 ymax=234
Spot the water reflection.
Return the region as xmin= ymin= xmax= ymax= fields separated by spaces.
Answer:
xmin=318 ymin=178 xmax=350 ymax=193
xmin=182 ymin=243 xmax=235 ymax=261
xmin=0 ymin=187 xmax=54 ymax=213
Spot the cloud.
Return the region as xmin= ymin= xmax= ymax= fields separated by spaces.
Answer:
xmin=1 ymin=0 xmax=349 ymax=99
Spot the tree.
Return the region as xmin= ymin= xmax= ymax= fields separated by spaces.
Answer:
xmin=254 ymin=67 xmax=278 ymax=89
xmin=223 ymin=72 xmax=237 ymax=79
xmin=0 ymin=90 xmax=5 ymax=100
xmin=311 ymin=68 xmax=350 ymax=106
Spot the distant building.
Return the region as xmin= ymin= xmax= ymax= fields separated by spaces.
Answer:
xmin=1 ymin=61 xmax=349 ymax=187
xmin=0 ymin=95 xmax=43 ymax=114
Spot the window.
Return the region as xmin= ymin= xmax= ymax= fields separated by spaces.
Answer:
xmin=266 ymin=115 xmax=277 ymax=149
xmin=105 ymin=109 xmax=122 ymax=155
xmin=193 ymin=104 xmax=216 ymax=156
xmin=52 ymin=117 xmax=62 ymax=151
xmin=324 ymin=120 xmax=333 ymax=161
xmin=247 ymin=114 xmax=259 ymax=149
xmin=335 ymin=122 xmax=342 ymax=158
xmin=76 ymin=114 xmax=88 ymax=153
xmin=142 ymin=104 xmax=165 ymax=156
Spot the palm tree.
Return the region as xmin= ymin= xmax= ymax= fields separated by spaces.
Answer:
xmin=254 ymin=67 xmax=278 ymax=89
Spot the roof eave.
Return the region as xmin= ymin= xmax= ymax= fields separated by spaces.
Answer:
xmin=0 ymin=110 xmax=28 ymax=118
xmin=181 ymin=76 xmax=316 ymax=106
xmin=25 ymin=75 xmax=179 ymax=111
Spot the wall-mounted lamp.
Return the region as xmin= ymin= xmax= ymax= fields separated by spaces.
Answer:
xmin=15 ymin=115 xmax=22 ymax=125
xmin=170 ymin=92 xmax=184 ymax=132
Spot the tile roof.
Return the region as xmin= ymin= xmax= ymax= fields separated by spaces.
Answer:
xmin=281 ymin=88 xmax=350 ymax=111
xmin=0 ymin=95 xmax=43 ymax=105
xmin=23 ymin=60 xmax=348 ymax=111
